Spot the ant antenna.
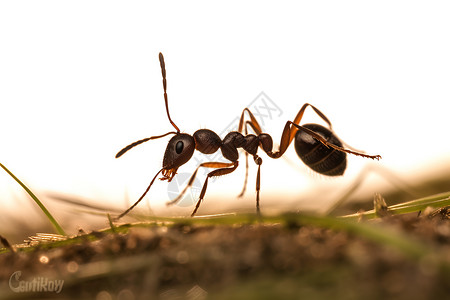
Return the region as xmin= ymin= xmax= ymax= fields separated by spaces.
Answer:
xmin=159 ymin=52 xmax=180 ymax=133
xmin=115 ymin=131 xmax=177 ymax=158
xmin=114 ymin=167 xmax=164 ymax=220
xmin=115 ymin=52 xmax=182 ymax=159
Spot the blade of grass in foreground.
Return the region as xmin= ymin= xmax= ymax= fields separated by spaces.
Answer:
xmin=341 ymin=191 xmax=450 ymax=220
xmin=0 ymin=162 xmax=66 ymax=236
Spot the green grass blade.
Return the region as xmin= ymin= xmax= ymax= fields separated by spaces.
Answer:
xmin=341 ymin=191 xmax=450 ymax=220
xmin=0 ymin=162 xmax=66 ymax=236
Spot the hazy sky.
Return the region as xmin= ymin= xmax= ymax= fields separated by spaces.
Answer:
xmin=1 ymin=1 xmax=449 ymax=227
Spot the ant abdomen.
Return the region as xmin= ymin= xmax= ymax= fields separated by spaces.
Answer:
xmin=294 ymin=123 xmax=347 ymax=176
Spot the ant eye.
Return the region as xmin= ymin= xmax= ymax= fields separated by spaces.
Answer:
xmin=175 ymin=141 xmax=184 ymax=154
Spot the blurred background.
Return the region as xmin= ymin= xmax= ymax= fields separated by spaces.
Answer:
xmin=1 ymin=1 xmax=450 ymax=241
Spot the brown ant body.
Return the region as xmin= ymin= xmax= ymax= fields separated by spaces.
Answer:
xmin=115 ymin=53 xmax=381 ymax=219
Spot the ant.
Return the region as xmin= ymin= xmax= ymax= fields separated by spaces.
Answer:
xmin=115 ymin=52 xmax=381 ymax=219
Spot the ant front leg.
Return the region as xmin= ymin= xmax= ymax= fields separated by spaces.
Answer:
xmin=166 ymin=161 xmax=239 ymax=217
xmin=166 ymin=161 xmax=235 ymax=206
xmin=192 ymin=161 xmax=239 ymax=217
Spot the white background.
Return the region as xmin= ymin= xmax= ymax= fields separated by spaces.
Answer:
xmin=1 ymin=1 xmax=450 ymax=233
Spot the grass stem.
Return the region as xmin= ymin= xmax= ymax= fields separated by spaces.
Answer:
xmin=0 ymin=162 xmax=66 ymax=236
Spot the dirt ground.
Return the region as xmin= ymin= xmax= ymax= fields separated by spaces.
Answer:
xmin=0 ymin=211 xmax=449 ymax=300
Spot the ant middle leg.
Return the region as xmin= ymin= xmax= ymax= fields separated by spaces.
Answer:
xmin=237 ymin=109 xmax=264 ymax=198
xmin=236 ymin=103 xmax=341 ymax=161
xmin=237 ymin=120 xmax=269 ymax=198
xmin=237 ymin=153 xmax=249 ymax=197
xmin=253 ymin=155 xmax=262 ymax=215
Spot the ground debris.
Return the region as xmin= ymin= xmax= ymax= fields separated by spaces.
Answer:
xmin=0 ymin=214 xmax=449 ymax=300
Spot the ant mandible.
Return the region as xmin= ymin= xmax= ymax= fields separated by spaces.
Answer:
xmin=115 ymin=52 xmax=381 ymax=219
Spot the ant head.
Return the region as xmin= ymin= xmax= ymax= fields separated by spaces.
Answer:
xmin=161 ymin=133 xmax=195 ymax=181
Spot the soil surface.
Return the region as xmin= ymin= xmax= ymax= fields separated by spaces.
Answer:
xmin=0 ymin=211 xmax=449 ymax=300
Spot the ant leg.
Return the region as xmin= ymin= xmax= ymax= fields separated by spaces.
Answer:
xmin=291 ymin=103 xmax=333 ymax=130
xmin=269 ymin=104 xmax=332 ymax=156
xmin=290 ymin=123 xmax=381 ymax=160
xmin=253 ymin=155 xmax=262 ymax=216
xmin=238 ymin=103 xmax=341 ymax=159
xmin=266 ymin=103 xmax=381 ymax=159
xmin=254 ymin=103 xmax=333 ymax=159
xmin=237 ymin=121 xmax=264 ymax=199
xmin=167 ymin=161 xmax=237 ymax=206
xmin=191 ymin=161 xmax=239 ymax=217
xmin=237 ymin=153 xmax=249 ymax=197
xmin=237 ymin=109 xmax=263 ymax=197
xmin=238 ymin=108 xmax=292 ymax=159
xmin=237 ymin=109 xmax=257 ymax=198
xmin=238 ymin=108 xmax=263 ymax=133
xmin=237 ymin=120 xmax=254 ymax=198
xmin=237 ymin=108 xmax=265 ymax=213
